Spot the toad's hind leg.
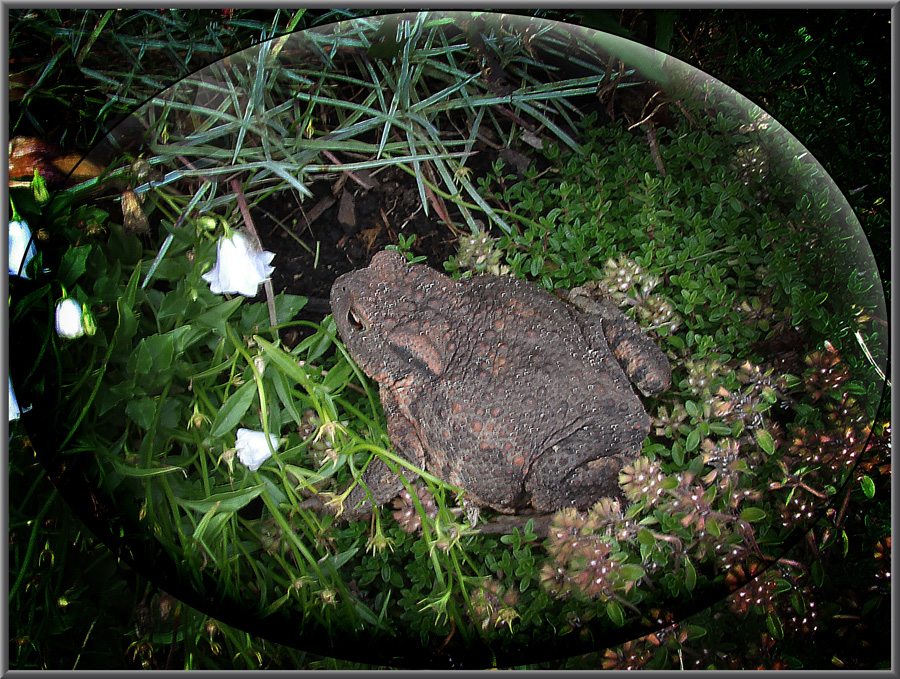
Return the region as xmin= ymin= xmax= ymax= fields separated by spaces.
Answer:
xmin=525 ymin=425 xmax=643 ymax=511
xmin=566 ymin=289 xmax=671 ymax=397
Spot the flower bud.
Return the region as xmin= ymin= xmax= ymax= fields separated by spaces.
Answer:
xmin=32 ymin=168 xmax=51 ymax=204
xmin=197 ymin=216 xmax=218 ymax=232
xmin=55 ymin=298 xmax=85 ymax=339
xmin=80 ymin=307 xmax=97 ymax=336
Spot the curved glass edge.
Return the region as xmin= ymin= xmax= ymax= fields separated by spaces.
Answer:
xmin=12 ymin=9 xmax=888 ymax=668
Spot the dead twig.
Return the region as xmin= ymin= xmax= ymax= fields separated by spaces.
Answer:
xmin=627 ymin=90 xmax=666 ymax=130
xmin=422 ymin=163 xmax=455 ymax=230
xmin=322 ymin=149 xmax=377 ymax=190
xmin=644 ymin=123 xmax=667 ymax=177
xmin=231 ymin=177 xmax=277 ymax=327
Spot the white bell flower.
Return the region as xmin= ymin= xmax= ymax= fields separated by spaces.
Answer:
xmin=235 ymin=428 xmax=281 ymax=472
xmin=55 ymin=298 xmax=85 ymax=338
xmin=9 ymin=378 xmax=21 ymax=421
xmin=9 ymin=220 xmax=37 ymax=279
xmin=202 ymin=231 xmax=275 ymax=297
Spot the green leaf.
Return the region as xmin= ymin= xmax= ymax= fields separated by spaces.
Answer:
xmin=193 ymin=506 xmax=230 ymax=543
xmin=769 ymin=38 xmax=823 ymax=80
xmin=637 ymin=528 xmax=656 ymax=546
xmin=654 ymin=9 xmax=675 ymax=52
xmin=128 ymin=333 xmax=176 ymax=379
xmin=327 ymin=547 xmax=359 ymax=570
xmin=687 ymin=455 xmax=705 ymax=477
xmin=107 ymin=223 xmax=142 ymax=265
xmin=272 ymin=294 xmax=307 ymax=325
xmin=684 ymin=557 xmax=697 ymax=591
xmin=606 ymin=600 xmax=625 ymax=627
xmin=155 ymin=398 xmax=181 ymax=431
xmin=209 ymin=380 xmax=258 ymax=438
xmin=128 ymin=339 xmax=153 ymax=376
xmin=523 ymin=518 xmax=537 ymax=541
xmin=272 ymin=369 xmax=304 ymax=427
xmin=811 ymin=559 xmax=825 ymax=588
xmin=283 ymin=464 xmax=329 ymax=485
xmin=262 ymin=590 xmax=293 ymax=617
xmin=74 ymin=9 xmax=115 ymax=66
xmin=684 ymin=624 xmax=707 ymax=640
xmin=755 ymin=428 xmax=776 ymax=455
xmin=684 ymin=427 xmax=701 ymax=452
xmin=194 ymin=297 xmax=244 ymax=333
xmin=661 ymin=476 xmax=678 ymax=490
xmin=58 ymin=245 xmax=92 ymax=286
xmin=156 ymin=292 xmax=190 ymax=322
xmin=671 ymin=443 xmax=684 ymax=467
xmin=766 ymin=611 xmax=784 ymax=640
xmin=176 ymin=484 xmax=266 ymax=514
xmin=321 ymin=357 xmax=356 ymax=392
xmin=110 ymin=459 xmax=187 ymax=478
xmin=125 ymin=397 xmax=158 ymax=430
xmin=684 ymin=400 xmax=700 ymax=418
xmin=112 ymin=296 xmax=138 ymax=354
xmin=740 ymin=507 xmax=767 ymax=523
xmin=169 ymin=324 xmax=201 ymax=353
xmin=626 ymin=503 xmax=646 ymax=520
xmin=300 ymin=321 xmax=337 ymax=363
xmin=709 ymin=422 xmax=733 ymax=436
xmin=858 ymin=475 xmax=875 ymax=499
xmin=254 ymin=335 xmax=316 ymax=391
xmin=147 ymin=257 xmax=192 ymax=282
xmin=773 ymin=578 xmax=793 ymax=595
xmin=617 ymin=564 xmax=645 ymax=582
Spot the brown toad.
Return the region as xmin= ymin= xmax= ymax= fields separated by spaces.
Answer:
xmin=328 ymin=250 xmax=671 ymax=520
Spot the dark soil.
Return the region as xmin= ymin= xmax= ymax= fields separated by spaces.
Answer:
xmin=255 ymin=160 xmax=465 ymax=311
xmin=250 ymin=120 xmax=522 ymax=332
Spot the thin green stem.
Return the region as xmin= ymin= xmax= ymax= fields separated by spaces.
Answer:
xmin=9 ymin=489 xmax=59 ymax=604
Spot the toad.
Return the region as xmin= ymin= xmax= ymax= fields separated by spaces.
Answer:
xmin=327 ymin=250 xmax=671 ymax=521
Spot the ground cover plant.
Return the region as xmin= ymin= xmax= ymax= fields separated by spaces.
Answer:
xmin=8 ymin=9 xmax=890 ymax=670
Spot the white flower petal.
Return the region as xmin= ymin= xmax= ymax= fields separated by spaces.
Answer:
xmin=235 ymin=427 xmax=280 ymax=471
xmin=9 ymin=221 xmax=37 ymax=279
xmin=202 ymin=232 xmax=276 ymax=297
xmin=55 ymin=298 xmax=85 ymax=338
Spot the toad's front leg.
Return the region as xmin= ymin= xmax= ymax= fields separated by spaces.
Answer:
xmin=318 ymin=386 xmax=427 ymax=521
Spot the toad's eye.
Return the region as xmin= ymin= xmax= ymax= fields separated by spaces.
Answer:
xmin=347 ymin=308 xmax=364 ymax=331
